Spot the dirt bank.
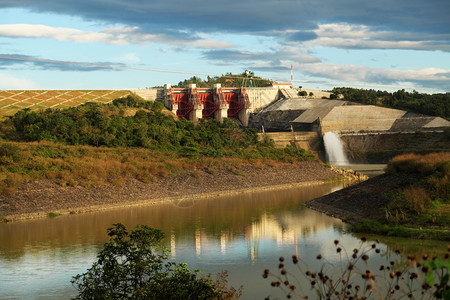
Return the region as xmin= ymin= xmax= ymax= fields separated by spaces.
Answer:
xmin=305 ymin=172 xmax=420 ymax=222
xmin=1 ymin=161 xmax=345 ymax=222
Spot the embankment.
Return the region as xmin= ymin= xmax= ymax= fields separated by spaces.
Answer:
xmin=1 ymin=161 xmax=345 ymax=222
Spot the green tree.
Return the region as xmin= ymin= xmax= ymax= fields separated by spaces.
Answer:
xmin=71 ymin=223 xmax=241 ymax=300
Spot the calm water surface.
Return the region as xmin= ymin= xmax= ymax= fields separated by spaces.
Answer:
xmin=0 ymin=181 xmax=446 ymax=299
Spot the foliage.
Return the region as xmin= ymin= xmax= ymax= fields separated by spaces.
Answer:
xmin=175 ymin=73 xmax=273 ymax=88
xmin=263 ymin=237 xmax=450 ymax=299
xmin=330 ymin=87 xmax=450 ymax=120
xmin=72 ymin=223 xmax=241 ymax=300
xmin=298 ymin=91 xmax=307 ymax=97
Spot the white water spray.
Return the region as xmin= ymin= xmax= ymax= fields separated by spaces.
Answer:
xmin=323 ymin=132 xmax=349 ymax=166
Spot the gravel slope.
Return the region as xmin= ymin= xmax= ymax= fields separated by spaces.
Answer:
xmin=1 ymin=161 xmax=342 ymax=222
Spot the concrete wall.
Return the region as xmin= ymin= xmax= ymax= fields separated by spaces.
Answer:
xmin=245 ymin=88 xmax=280 ymax=113
xmin=321 ymin=105 xmax=406 ymax=133
xmin=341 ymin=131 xmax=450 ymax=163
xmin=132 ymin=88 xmax=164 ymax=101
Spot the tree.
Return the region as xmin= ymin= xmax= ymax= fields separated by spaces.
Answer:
xmin=72 ymin=223 xmax=241 ymax=300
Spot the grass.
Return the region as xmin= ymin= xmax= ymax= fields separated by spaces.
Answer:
xmin=0 ymin=140 xmax=312 ymax=194
xmin=351 ymin=219 xmax=450 ymax=241
xmin=48 ymin=212 xmax=62 ymax=218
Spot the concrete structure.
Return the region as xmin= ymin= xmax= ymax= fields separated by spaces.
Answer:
xmin=132 ymin=88 xmax=164 ymax=101
xmin=249 ymin=95 xmax=450 ymax=161
xmin=162 ymin=85 xmax=285 ymax=125
xmin=249 ymin=96 xmax=450 ymax=135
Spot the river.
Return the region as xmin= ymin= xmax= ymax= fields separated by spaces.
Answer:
xmin=0 ymin=175 xmax=446 ymax=299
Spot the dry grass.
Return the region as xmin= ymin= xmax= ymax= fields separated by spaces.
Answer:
xmin=403 ymin=186 xmax=431 ymax=214
xmin=386 ymin=152 xmax=450 ymax=175
xmin=0 ymin=141 xmax=293 ymax=194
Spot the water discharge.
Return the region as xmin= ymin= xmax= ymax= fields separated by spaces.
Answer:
xmin=323 ymin=131 xmax=349 ymax=166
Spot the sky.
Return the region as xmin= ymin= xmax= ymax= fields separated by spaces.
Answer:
xmin=0 ymin=0 xmax=449 ymax=93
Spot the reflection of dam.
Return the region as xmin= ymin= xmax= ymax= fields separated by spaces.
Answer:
xmin=245 ymin=211 xmax=343 ymax=260
xmin=170 ymin=209 xmax=344 ymax=261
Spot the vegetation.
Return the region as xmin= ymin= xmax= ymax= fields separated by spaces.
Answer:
xmin=72 ymin=223 xmax=241 ymax=299
xmin=263 ymin=237 xmax=449 ymax=299
xmin=330 ymin=87 xmax=450 ymax=120
xmin=175 ymin=73 xmax=273 ymax=88
xmin=0 ymin=94 xmax=316 ymax=194
xmin=352 ymin=152 xmax=450 ymax=240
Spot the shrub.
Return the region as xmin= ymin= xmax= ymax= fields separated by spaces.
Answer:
xmin=386 ymin=152 xmax=450 ymax=175
xmin=403 ymin=186 xmax=431 ymax=214
xmin=72 ymin=223 xmax=241 ymax=299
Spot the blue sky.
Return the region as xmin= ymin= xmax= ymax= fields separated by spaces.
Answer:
xmin=0 ymin=0 xmax=449 ymax=93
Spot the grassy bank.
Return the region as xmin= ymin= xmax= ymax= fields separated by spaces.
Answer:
xmin=351 ymin=152 xmax=450 ymax=240
xmin=0 ymin=140 xmax=317 ymax=195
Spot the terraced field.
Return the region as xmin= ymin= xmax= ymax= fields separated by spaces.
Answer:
xmin=0 ymin=90 xmax=132 ymax=117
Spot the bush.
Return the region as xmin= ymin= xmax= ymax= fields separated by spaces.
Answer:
xmin=386 ymin=152 xmax=450 ymax=175
xmin=72 ymin=223 xmax=241 ymax=299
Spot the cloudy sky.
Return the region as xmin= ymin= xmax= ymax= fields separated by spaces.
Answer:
xmin=0 ymin=0 xmax=449 ymax=92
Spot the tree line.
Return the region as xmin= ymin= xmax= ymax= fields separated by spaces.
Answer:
xmin=175 ymin=73 xmax=273 ymax=88
xmin=331 ymin=87 xmax=450 ymax=120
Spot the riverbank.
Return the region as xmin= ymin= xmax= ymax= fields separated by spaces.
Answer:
xmin=0 ymin=161 xmax=349 ymax=222
xmin=306 ymin=153 xmax=450 ymax=240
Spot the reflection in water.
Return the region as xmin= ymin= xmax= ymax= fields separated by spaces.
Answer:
xmin=0 ymin=182 xmax=446 ymax=300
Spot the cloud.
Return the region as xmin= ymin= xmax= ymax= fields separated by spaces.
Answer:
xmin=0 ymin=54 xmax=125 ymax=71
xmin=202 ymin=48 xmax=320 ymax=65
xmin=300 ymin=63 xmax=450 ymax=90
xmin=309 ymin=24 xmax=450 ymax=51
xmin=1 ymin=0 xmax=448 ymax=36
xmin=0 ymin=24 xmax=116 ymax=43
xmin=0 ymin=24 xmax=235 ymax=49
xmin=0 ymin=73 xmax=39 ymax=89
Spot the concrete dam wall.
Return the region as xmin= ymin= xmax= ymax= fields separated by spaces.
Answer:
xmin=341 ymin=131 xmax=450 ymax=163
